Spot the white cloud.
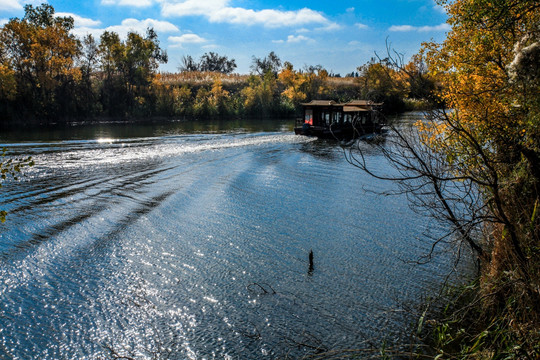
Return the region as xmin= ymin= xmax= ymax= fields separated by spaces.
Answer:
xmin=102 ymin=0 xmax=154 ymax=7
xmin=418 ymin=23 xmax=450 ymax=32
xmin=56 ymin=12 xmax=102 ymax=27
xmin=168 ymin=33 xmax=207 ymax=47
xmin=0 ymin=0 xmax=22 ymax=12
xmin=389 ymin=23 xmax=450 ymax=32
xmin=273 ymin=34 xmax=313 ymax=44
xmin=71 ymin=27 xmax=103 ymax=39
xmin=106 ymin=18 xmax=179 ymax=36
xmin=1 ymin=18 xmax=9 ymax=26
xmin=162 ymin=0 xmax=332 ymax=28
xmin=161 ymin=0 xmax=228 ymax=17
xmin=346 ymin=7 xmax=355 ymax=13
xmin=389 ymin=25 xmax=415 ymax=32
xmin=355 ymin=23 xmax=368 ymax=30
xmin=287 ymin=34 xmax=311 ymax=43
xmin=212 ymin=7 xmax=330 ymax=28
xmin=70 ymin=18 xmax=179 ymax=40
xmin=315 ymin=22 xmax=342 ymax=32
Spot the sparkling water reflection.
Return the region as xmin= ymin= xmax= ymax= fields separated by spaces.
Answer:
xmin=0 ymin=118 xmax=469 ymax=358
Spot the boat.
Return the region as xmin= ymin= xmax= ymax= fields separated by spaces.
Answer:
xmin=294 ymin=100 xmax=385 ymax=139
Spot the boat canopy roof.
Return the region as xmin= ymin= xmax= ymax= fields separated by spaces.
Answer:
xmin=343 ymin=106 xmax=371 ymax=112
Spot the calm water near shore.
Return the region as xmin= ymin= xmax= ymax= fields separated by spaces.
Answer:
xmin=0 ymin=115 xmax=471 ymax=358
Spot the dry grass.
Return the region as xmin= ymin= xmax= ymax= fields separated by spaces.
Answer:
xmin=325 ymin=77 xmax=358 ymax=86
xmin=158 ymin=71 xmax=250 ymax=86
xmin=158 ymin=71 xmax=361 ymax=88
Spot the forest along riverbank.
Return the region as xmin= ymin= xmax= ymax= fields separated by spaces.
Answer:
xmin=0 ymin=116 xmax=472 ymax=358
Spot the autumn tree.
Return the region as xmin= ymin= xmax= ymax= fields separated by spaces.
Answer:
xmin=399 ymin=54 xmax=440 ymax=103
xmin=72 ymin=34 xmax=101 ymax=115
xmin=0 ymin=4 xmax=80 ymax=121
xmin=209 ymin=78 xmax=232 ymax=115
xmin=356 ymin=57 xmax=407 ymax=113
xmin=193 ymin=87 xmax=216 ymax=116
xmin=242 ymin=72 xmax=280 ymax=116
xmin=98 ymin=28 xmax=167 ymax=116
xmin=420 ymin=0 xmax=540 ymax=272
xmin=301 ymin=65 xmax=330 ymax=101
xmin=278 ymin=61 xmax=307 ymax=106
xmin=348 ymin=0 xmax=539 ymax=356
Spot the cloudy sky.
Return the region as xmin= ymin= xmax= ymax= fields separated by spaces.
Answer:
xmin=1 ymin=0 xmax=450 ymax=74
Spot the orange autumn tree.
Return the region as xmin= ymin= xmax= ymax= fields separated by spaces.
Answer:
xmin=420 ymin=0 xmax=539 ymax=355
xmin=347 ymin=0 xmax=539 ymax=355
xmin=278 ymin=61 xmax=307 ymax=106
xmin=0 ymin=4 xmax=80 ymax=121
xmin=421 ymin=0 xmax=539 ymax=270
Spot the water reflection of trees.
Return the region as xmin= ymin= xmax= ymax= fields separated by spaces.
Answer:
xmin=299 ymin=140 xmax=340 ymax=161
xmin=299 ymin=134 xmax=390 ymax=161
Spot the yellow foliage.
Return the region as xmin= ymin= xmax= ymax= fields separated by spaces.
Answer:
xmin=420 ymin=0 xmax=540 ymax=160
xmin=0 ymin=5 xmax=80 ymax=98
xmin=278 ymin=64 xmax=307 ymax=102
xmin=0 ymin=64 xmax=17 ymax=100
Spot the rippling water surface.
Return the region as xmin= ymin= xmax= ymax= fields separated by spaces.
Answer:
xmin=0 ymin=117 xmax=467 ymax=358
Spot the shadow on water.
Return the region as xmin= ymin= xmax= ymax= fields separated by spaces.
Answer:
xmin=298 ymin=133 xmax=390 ymax=161
xmin=88 ymin=190 xmax=177 ymax=255
xmin=298 ymin=139 xmax=341 ymax=161
xmin=0 ymin=211 xmax=99 ymax=263
xmin=0 ymin=118 xmax=295 ymax=142
xmin=0 ymin=147 xmax=182 ymax=263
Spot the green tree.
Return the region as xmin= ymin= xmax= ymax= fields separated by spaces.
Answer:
xmin=193 ymin=86 xmax=217 ymax=116
xmin=242 ymin=72 xmax=279 ymax=116
xmin=199 ymin=52 xmax=236 ymax=74
xmin=178 ymin=55 xmax=198 ymax=72
xmin=250 ymin=51 xmax=281 ymax=76
xmin=98 ymin=28 xmax=167 ymax=116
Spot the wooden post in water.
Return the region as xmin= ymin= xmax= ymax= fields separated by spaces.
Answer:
xmin=308 ymin=250 xmax=314 ymax=274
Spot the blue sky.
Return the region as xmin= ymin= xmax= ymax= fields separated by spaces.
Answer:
xmin=1 ymin=0 xmax=450 ymax=75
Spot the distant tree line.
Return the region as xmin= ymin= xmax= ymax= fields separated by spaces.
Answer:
xmin=0 ymin=4 xmax=437 ymax=126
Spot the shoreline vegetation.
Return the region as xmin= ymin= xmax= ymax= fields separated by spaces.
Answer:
xmin=0 ymin=4 xmax=436 ymax=128
xmin=2 ymin=1 xmax=539 ymax=359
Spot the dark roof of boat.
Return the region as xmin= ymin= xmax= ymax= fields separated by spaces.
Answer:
xmin=343 ymin=106 xmax=371 ymax=112
xmin=345 ymin=100 xmax=383 ymax=106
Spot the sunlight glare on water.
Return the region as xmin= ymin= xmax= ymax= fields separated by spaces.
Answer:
xmin=0 ymin=120 xmax=470 ymax=359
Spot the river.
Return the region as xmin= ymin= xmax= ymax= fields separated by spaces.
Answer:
xmin=0 ymin=115 xmax=468 ymax=359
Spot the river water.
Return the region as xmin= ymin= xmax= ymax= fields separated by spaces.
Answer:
xmin=0 ymin=116 xmax=467 ymax=359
